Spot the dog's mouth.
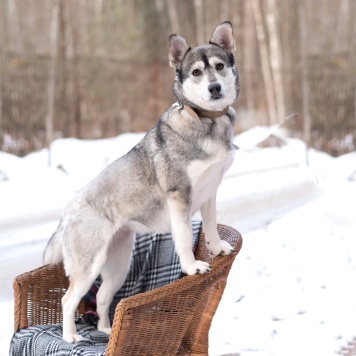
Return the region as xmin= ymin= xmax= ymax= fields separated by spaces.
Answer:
xmin=210 ymin=93 xmax=223 ymax=100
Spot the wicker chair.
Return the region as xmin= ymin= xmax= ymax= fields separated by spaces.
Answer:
xmin=13 ymin=224 xmax=242 ymax=355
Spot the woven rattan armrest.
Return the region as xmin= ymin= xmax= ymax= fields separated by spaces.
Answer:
xmin=13 ymin=224 xmax=242 ymax=355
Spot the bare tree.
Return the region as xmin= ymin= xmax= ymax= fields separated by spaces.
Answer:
xmin=251 ymin=0 xmax=277 ymax=124
xmin=194 ymin=0 xmax=205 ymax=44
xmin=46 ymin=0 xmax=59 ymax=154
xmin=334 ymin=0 xmax=351 ymax=53
xmin=0 ymin=2 xmax=4 ymax=130
xmin=243 ymin=1 xmax=258 ymax=117
xmin=68 ymin=0 xmax=83 ymax=139
xmin=353 ymin=1 xmax=356 ymax=133
xmin=154 ymin=0 xmax=168 ymax=32
xmin=167 ymin=0 xmax=180 ymax=34
xmin=219 ymin=0 xmax=230 ymax=23
xmin=6 ymin=0 xmax=23 ymax=53
xmin=298 ymin=0 xmax=311 ymax=148
xmin=266 ymin=0 xmax=285 ymax=122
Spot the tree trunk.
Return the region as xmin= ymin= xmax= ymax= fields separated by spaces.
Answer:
xmin=352 ymin=1 xmax=356 ymax=140
xmin=167 ymin=0 xmax=180 ymax=34
xmin=46 ymin=0 xmax=59 ymax=159
xmin=266 ymin=0 xmax=285 ymax=123
xmin=69 ymin=1 xmax=82 ymax=139
xmin=243 ymin=1 xmax=257 ymax=116
xmin=194 ymin=0 xmax=205 ymax=45
xmin=7 ymin=0 xmax=23 ymax=53
xmin=219 ymin=0 xmax=229 ymax=23
xmin=333 ymin=0 xmax=352 ymax=130
xmin=334 ymin=0 xmax=350 ymax=53
xmin=0 ymin=2 xmax=4 ymax=131
xmin=154 ymin=0 xmax=168 ymax=32
xmin=298 ymin=1 xmax=311 ymax=149
xmin=251 ymin=0 xmax=277 ymax=124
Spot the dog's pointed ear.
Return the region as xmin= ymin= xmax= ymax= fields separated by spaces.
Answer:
xmin=210 ymin=21 xmax=236 ymax=53
xmin=168 ymin=34 xmax=190 ymax=68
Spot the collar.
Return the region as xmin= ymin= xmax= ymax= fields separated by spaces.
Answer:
xmin=172 ymin=102 xmax=229 ymax=120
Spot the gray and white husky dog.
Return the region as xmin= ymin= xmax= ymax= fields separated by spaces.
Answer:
xmin=44 ymin=21 xmax=240 ymax=343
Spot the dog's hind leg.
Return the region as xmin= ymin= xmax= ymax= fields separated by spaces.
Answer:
xmin=96 ymin=226 xmax=135 ymax=334
xmin=61 ymin=220 xmax=114 ymax=343
xmin=62 ymin=249 xmax=109 ymax=342
xmin=62 ymin=277 xmax=96 ymax=343
xmin=62 ymin=250 xmax=109 ymax=343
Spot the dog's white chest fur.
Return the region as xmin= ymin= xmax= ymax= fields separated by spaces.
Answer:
xmin=188 ymin=141 xmax=235 ymax=213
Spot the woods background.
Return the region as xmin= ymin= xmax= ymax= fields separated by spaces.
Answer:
xmin=0 ymin=0 xmax=355 ymax=157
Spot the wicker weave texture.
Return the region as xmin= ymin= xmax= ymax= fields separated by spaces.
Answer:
xmin=13 ymin=224 xmax=242 ymax=355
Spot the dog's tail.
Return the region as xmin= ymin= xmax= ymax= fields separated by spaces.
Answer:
xmin=43 ymin=219 xmax=64 ymax=265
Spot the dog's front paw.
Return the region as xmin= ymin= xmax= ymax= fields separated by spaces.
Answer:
xmin=208 ymin=240 xmax=234 ymax=256
xmin=182 ymin=260 xmax=211 ymax=275
xmin=63 ymin=333 xmax=85 ymax=343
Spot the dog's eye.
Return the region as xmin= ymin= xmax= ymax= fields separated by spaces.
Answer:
xmin=192 ymin=69 xmax=202 ymax=76
xmin=216 ymin=63 xmax=224 ymax=70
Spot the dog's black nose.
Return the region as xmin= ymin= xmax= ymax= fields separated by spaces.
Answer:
xmin=208 ymin=83 xmax=221 ymax=95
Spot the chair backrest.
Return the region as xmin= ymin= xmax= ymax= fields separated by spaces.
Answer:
xmin=13 ymin=224 xmax=242 ymax=355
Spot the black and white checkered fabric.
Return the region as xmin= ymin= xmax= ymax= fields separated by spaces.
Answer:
xmin=10 ymin=221 xmax=202 ymax=356
xmin=10 ymin=322 xmax=108 ymax=356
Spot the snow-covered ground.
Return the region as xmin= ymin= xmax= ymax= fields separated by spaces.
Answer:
xmin=1 ymin=127 xmax=355 ymax=356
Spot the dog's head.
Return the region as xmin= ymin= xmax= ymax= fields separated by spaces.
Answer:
xmin=169 ymin=21 xmax=239 ymax=112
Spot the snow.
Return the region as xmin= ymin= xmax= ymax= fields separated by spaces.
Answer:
xmin=1 ymin=127 xmax=355 ymax=356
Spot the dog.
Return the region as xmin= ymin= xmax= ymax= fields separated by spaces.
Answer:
xmin=43 ymin=21 xmax=240 ymax=343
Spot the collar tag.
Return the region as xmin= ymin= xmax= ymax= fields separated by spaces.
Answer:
xmin=172 ymin=102 xmax=183 ymax=110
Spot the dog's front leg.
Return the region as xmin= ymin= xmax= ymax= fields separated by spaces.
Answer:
xmin=167 ymin=192 xmax=211 ymax=275
xmin=201 ymin=194 xmax=234 ymax=256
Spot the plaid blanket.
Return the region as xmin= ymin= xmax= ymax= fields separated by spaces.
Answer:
xmin=10 ymin=322 xmax=108 ymax=356
xmin=10 ymin=221 xmax=202 ymax=356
